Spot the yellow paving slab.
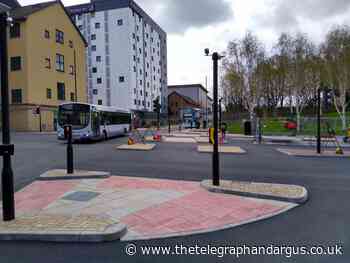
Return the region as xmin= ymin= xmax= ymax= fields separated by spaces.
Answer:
xmin=117 ymin=144 xmax=156 ymax=151
xmin=198 ymin=145 xmax=246 ymax=154
xmin=196 ymin=137 xmax=210 ymax=143
xmin=163 ymin=137 xmax=197 ymax=143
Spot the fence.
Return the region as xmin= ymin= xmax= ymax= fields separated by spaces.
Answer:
xmin=225 ymin=116 xmax=350 ymax=136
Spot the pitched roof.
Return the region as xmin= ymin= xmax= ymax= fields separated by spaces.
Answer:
xmin=10 ymin=1 xmax=56 ymax=20
xmin=9 ymin=1 xmax=87 ymax=47
xmin=0 ymin=0 xmax=20 ymax=9
xmin=168 ymin=84 xmax=208 ymax=94
xmin=168 ymin=91 xmax=200 ymax=107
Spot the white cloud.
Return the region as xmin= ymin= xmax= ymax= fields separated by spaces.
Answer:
xmin=17 ymin=0 xmax=350 ymax=94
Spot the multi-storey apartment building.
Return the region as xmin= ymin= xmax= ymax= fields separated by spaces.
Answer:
xmin=6 ymin=1 xmax=87 ymax=131
xmin=68 ymin=0 xmax=168 ymax=113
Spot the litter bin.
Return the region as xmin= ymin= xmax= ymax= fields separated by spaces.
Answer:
xmin=244 ymin=121 xmax=252 ymax=136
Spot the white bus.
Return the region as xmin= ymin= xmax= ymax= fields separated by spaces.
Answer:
xmin=57 ymin=102 xmax=131 ymax=141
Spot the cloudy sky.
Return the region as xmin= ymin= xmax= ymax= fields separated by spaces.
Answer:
xmin=19 ymin=0 xmax=350 ymax=94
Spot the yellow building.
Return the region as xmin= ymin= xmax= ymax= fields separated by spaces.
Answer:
xmin=7 ymin=0 xmax=87 ymax=131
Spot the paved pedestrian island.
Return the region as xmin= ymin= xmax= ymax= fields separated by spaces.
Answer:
xmin=163 ymin=136 xmax=197 ymax=143
xmin=0 ymin=174 xmax=301 ymax=242
xmin=39 ymin=169 xmax=110 ymax=181
xmin=198 ymin=145 xmax=246 ymax=154
xmin=277 ymin=148 xmax=350 ymax=157
xmin=116 ymin=143 xmax=156 ymax=151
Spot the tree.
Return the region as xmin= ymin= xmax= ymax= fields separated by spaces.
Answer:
xmin=290 ymin=33 xmax=318 ymax=132
xmin=225 ymin=32 xmax=265 ymax=121
xmin=322 ymin=25 xmax=350 ymax=130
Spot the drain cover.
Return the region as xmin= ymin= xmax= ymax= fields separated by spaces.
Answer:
xmin=62 ymin=191 xmax=100 ymax=202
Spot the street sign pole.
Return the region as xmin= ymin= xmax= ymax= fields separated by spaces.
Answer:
xmin=317 ymin=87 xmax=321 ymax=154
xmin=0 ymin=12 xmax=15 ymax=221
xmin=212 ymin=52 xmax=220 ymax=186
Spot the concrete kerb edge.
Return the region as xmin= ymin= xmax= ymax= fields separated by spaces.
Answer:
xmin=121 ymin=203 xmax=298 ymax=242
xmin=38 ymin=170 xmax=111 ymax=181
xmin=197 ymin=147 xmax=248 ymax=155
xmin=276 ymin=148 xmax=350 ymax=158
xmin=0 ymin=223 xmax=127 ymax=243
xmin=200 ymin=181 xmax=309 ymax=205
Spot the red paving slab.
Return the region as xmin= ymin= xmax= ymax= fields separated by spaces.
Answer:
xmin=10 ymin=175 xmax=295 ymax=240
xmin=97 ymin=176 xmax=199 ymax=193
xmin=121 ymin=185 xmax=290 ymax=239
xmin=15 ymin=181 xmax=78 ymax=212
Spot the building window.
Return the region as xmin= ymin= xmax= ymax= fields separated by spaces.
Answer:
xmin=139 ymin=48 xmax=142 ymax=54
xmin=11 ymin=89 xmax=22 ymax=104
xmin=119 ymin=76 xmax=125 ymax=83
xmin=133 ymin=66 xmax=136 ymax=72
xmin=139 ymin=80 xmax=142 ymax=85
xmin=92 ymin=67 xmax=97 ymax=73
xmin=10 ymin=23 xmax=20 ymax=38
xmin=139 ymin=69 xmax=142 ymax=75
xmin=133 ymin=55 xmax=136 ymax=61
xmin=91 ymin=45 xmax=96 ymax=51
xmin=56 ymin=54 xmax=64 ymax=72
xmin=93 ymin=89 xmax=98 ymax=95
xmin=55 ymin=30 xmax=64 ymax=44
xmin=134 ymin=99 xmax=137 ymax=105
xmin=132 ymin=33 xmax=135 ymax=39
xmin=117 ymin=19 xmax=123 ymax=26
xmin=78 ymin=14 xmax=82 ymax=20
xmin=45 ymin=57 xmax=51 ymax=69
xmin=133 ymin=44 xmax=136 ymax=50
xmin=10 ymin=56 xmax=21 ymax=71
xmin=136 ymin=25 xmax=139 ymax=31
xmin=95 ymin=22 xmax=100 ymax=29
xmin=69 ymin=40 xmax=73 ymax=48
xmin=47 ymin=88 xmax=52 ymax=99
xmin=44 ymin=30 xmax=50 ymax=39
xmin=96 ymin=56 xmax=101 ymax=62
xmin=78 ymin=25 xmax=83 ymax=30
xmin=136 ymin=36 xmax=139 ymax=42
xmin=70 ymin=92 xmax=75 ymax=101
xmin=91 ymin=34 xmax=96 ymax=40
xmin=97 ymin=77 xmax=102 ymax=84
xmin=98 ymin=99 xmax=102 ymax=105
xmin=69 ymin=65 xmax=74 ymax=75
xmin=57 ymin=82 xmax=65 ymax=100
xmin=90 ymin=12 xmax=95 ymax=17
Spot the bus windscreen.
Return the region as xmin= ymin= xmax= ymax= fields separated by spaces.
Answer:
xmin=58 ymin=104 xmax=90 ymax=130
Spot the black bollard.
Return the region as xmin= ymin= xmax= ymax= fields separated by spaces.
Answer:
xmin=64 ymin=125 xmax=74 ymax=174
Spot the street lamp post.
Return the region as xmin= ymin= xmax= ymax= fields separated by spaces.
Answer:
xmin=205 ymin=49 xmax=224 ymax=186
xmin=219 ymin=98 xmax=223 ymax=129
xmin=0 ymin=11 xmax=15 ymax=221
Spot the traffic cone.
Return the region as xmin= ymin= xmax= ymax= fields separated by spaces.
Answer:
xmin=336 ymin=147 xmax=344 ymax=155
xmin=128 ymin=138 xmax=135 ymax=145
